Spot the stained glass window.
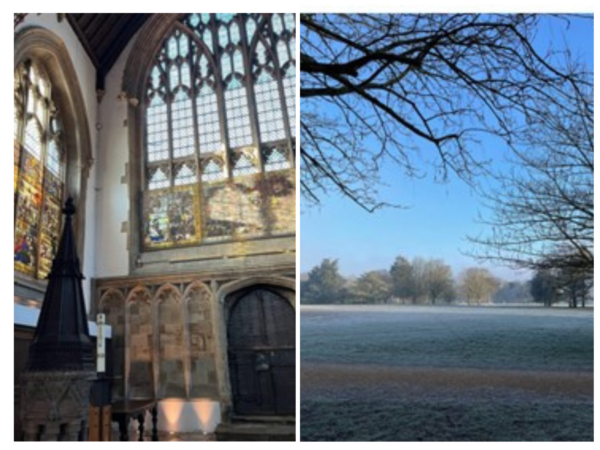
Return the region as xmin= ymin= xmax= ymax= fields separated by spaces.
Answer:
xmin=14 ymin=62 xmax=66 ymax=279
xmin=143 ymin=14 xmax=296 ymax=249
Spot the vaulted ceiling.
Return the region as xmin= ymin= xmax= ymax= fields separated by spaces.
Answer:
xmin=65 ymin=14 xmax=152 ymax=90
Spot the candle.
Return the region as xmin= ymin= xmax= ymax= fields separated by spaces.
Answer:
xmin=97 ymin=313 xmax=106 ymax=374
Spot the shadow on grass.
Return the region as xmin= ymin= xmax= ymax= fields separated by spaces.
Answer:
xmin=301 ymin=399 xmax=593 ymax=441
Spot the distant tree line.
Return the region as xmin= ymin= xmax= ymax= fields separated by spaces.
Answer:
xmin=530 ymin=265 xmax=592 ymax=308
xmin=301 ymin=256 xmax=591 ymax=307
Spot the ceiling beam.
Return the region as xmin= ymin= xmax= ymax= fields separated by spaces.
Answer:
xmin=67 ymin=13 xmax=152 ymax=92
xmin=66 ymin=14 xmax=99 ymax=68
xmin=97 ymin=14 xmax=151 ymax=89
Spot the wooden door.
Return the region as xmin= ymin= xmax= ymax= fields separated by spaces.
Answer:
xmin=227 ymin=287 xmax=295 ymax=416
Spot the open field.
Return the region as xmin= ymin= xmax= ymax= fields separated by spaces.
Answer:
xmin=301 ymin=305 xmax=594 ymax=441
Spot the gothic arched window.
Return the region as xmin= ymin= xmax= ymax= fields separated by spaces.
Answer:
xmin=143 ymin=13 xmax=296 ymax=249
xmin=14 ymin=61 xmax=66 ymax=279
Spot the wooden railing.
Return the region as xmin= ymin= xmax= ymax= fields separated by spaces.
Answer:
xmin=111 ymin=400 xmax=158 ymax=441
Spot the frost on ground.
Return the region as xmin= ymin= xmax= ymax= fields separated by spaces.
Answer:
xmin=300 ymin=305 xmax=594 ymax=441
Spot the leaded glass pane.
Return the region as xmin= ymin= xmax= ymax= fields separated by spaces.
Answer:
xmin=217 ymin=13 xmax=234 ymax=24
xmin=179 ymin=33 xmax=189 ymax=58
xmin=246 ymin=18 xmax=257 ymax=40
xmin=141 ymin=14 xmax=296 ymax=249
xmin=147 ymin=97 xmax=169 ymax=162
xmin=46 ymin=139 xmax=62 ymax=178
xmin=225 ymin=85 xmax=253 ymax=148
xmin=272 ymin=13 xmax=285 ymax=34
xmin=256 ymin=41 xmax=269 ymax=66
xmin=151 ymin=67 xmax=162 ymax=89
xmin=263 ymin=146 xmax=292 ymax=172
xmin=232 ymin=151 xmax=259 ymax=177
xmin=179 ymin=63 xmax=192 ymax=89
xmin=188 ymin=14 xmax=200 ymax=27
xmin=14 ymin=61 xmax=65 ymax=280
xmin=230 ymin=22 xmax=241 ymax=44
xmin=168 ymin=36 xmax=178 ymax=59
xmin=233 ymin=49 xmax=244 ymax=75
xmin=174 ymin=161 xmax=197 ymax=186
xmin=221 ymin=53 xmax=233 ymax=80
xmin=218 ymin=25 xmax=229 ymax=49
xmin=255 ymin=77 xmax=286 ymax=143
xmin=171 ymin=92 xmax=195 ymax=158
xmin=169 ymin=66 xmax=181 ymax=90
xmin=24 ymin=119 xmax=42 ymax=159
xmin=202 ymin=157 xmax=225 ymax=182
xmin=289 ymin=37 xmax=296 ymax=60
xmin=202 ymin=28 xmax=214 ymax=52
xmin=144 ymin=187 xmax=200 ymax=248
xmin=284 ymin=12 xmax=298 ymax=31
xmin=148 ymin=166 xmax=170 ymax=190
xmin=197 ymin=86 xmax=222 ymax=153
xmin=277 ymin=41 xmax=290 ymax=67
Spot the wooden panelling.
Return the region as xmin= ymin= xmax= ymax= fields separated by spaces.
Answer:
xmin=14 ymin=325 xmax=34 ymax=441
xmin=66 ymin=13 xmax=151 ymax=89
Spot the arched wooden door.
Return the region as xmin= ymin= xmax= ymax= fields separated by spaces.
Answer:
xmin=227 ymin=287 xmax=295 ymax=416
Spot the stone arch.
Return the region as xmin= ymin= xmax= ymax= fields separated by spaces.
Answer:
xmin=122 ymin=14 xmax=183 ymax=101
xmin=98 ymin=288 xmax=125 ymax=311
xmin=153 ymin=283 xmax=186 ymax=399
xmin=182 ymin=282 xmax=218 ymax=399
xmin=14 ymin=27 xmax=93 ymax=263
xmin=218 ymin=276 xmax=295 ymax=312
xmin=125 ymin=287 xmax=154 ymax=400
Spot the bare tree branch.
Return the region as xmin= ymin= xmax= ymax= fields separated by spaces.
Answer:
xmin=468 ymin=84 xmax=593 ymax=274
xmin=300 ymin=14 xmax=591 ymax=214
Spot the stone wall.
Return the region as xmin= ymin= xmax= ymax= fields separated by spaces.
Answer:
xmin=94 ymin=263 xmax=294 ymax=415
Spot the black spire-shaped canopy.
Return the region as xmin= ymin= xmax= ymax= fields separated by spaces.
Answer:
xmin=27 ymin=197 xmax=94 ymax=371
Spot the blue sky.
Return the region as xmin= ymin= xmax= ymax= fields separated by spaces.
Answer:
xmin=300 ymin=15 xmax=593 ymax=281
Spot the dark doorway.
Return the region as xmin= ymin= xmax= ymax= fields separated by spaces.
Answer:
xmin=227 ymin=287 xmax=295 ymax=416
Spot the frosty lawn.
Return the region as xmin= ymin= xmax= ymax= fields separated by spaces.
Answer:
xmin=301 ymin=305 xmax=593 ymax=441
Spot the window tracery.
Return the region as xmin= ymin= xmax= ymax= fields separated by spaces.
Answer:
xmin=143 ymin=13 xmax=296 ymax=249
xmin=14 ymin=61 xmax=66 ymax=279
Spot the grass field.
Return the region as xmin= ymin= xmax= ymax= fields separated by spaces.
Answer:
xmin=301 ymin=305 xmax=594 ymax=441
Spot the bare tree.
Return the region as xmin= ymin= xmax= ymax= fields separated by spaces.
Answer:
xmin=469 ymin=82 xmax=593 ymax=276
xmin=301 ymin=14 xmax=590 ymax=211
xmin=459 ymin=267 xmax=500 ymax=305
xmin=530 ymin=268 xmax=561 ymax=307
xmin=559 ymin=266 xmax=590 ymax=308
xmin=409 ymin=257 xmax=428 ymax=304
xmin=423 ymin=259 xmax=454 ymax=305
xmin=389 ymin=255 xmax=416 ymax=303
xmin=351 ymin=270 xmax=393 ymax=304
xmin=530 ymin=263 xmax=591 ymax=308
xmin=390 ymin=255 xmax=454 ymax=304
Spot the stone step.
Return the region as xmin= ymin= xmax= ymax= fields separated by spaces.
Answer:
xmin=215 ymin=421 xmax=295 ymax=441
